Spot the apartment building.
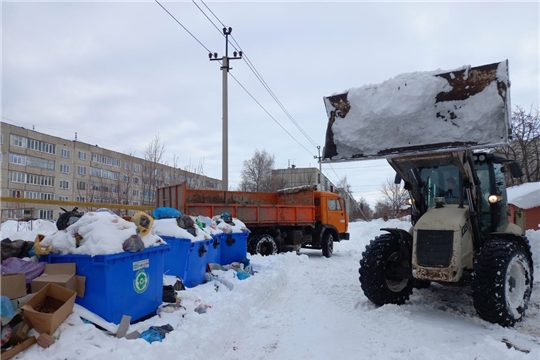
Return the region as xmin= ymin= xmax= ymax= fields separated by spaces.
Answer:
xmin=0 ymin=123 xmax=222 ymax=221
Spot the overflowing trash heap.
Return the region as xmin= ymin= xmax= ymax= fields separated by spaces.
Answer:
xmin=0 ymin=206 xmax=253 ymax=357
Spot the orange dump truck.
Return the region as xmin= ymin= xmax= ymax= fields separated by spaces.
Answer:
xmin=156 ymin=183 xmax=349 ymax=257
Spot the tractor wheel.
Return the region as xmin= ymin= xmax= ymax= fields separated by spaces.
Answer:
xmin=473 ymin=239 xmax=533 ymax=327
xmin=248 ymin=234 xmax=278 ymax=256
xmin=322 ymin=231 xmax=334 ymax=258
xmin=359 ymin=234 xmax=413 ymax=306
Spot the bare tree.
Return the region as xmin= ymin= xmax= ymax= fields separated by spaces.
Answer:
xmin=350 ymin=197 xmax=373 ymax=221
xmin=378 ymin=177 xmax=409 ymax=218
xmin=495 ymin=106 xmax=540 ymax=186
xmin=239 ymin=149 xmax=276 ymax=192
xmin=141 ymin=135 xmax=166 ymax=205
xmin=372 ymin=201 xmax=392 ymax=220
xmin=184 ymin=157 xmax=206 ymax=189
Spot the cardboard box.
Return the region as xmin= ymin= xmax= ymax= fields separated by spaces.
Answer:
xmin=6 ymin=313 xmax=33 ymax=345
xmin=31 ymin=263 xmax=85 ymax=298
xmin=0 ymin=336 xmax=36 ymax=360
xmin=21 ymin=283 xmax=76 ymax=335
xmin=0 ymin=273 xmax=27 ymax=299
xmin=36 ymin=333 xmax=55 ymax=348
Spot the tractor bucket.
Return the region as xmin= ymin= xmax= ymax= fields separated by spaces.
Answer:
xmin=322 ymin=60 xmax=511 ymax=162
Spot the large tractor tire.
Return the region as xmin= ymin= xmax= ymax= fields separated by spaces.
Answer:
xmin=322 ymin=231 xmax=334 ymax=258
xmin=473 ymin=239 xmax=533 ymax=327
xmin=248 ymin=234 xmax=278 ymax=256
xmin=359 ymin=234 xmax=413 ymax=306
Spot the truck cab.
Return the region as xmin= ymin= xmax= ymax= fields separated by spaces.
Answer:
xmin=314 ymin=191 xmax=349 ymax=240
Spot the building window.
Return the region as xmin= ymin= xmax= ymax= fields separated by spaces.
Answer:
xmin=11 ymin=190 xmax=22 ymax=198
xmin=165 ymin=172 xmax=170 ymax=179
xmin=134 ymin=177 xmax=139 ymax=184
xmin=59 ymin=196 xmax=69 ymax=201
xmin=8 ymin=171 xmax=26 ymax=183
xmin=41 ymin=193 xmax=54 ymax=200
xmin=78 ymin=151 xmax=87 ymax=160
xmin=133 ymin=201 xmax=140 ymax=206
xmin=61 ymin=149 xmax=71 ymax=158
xmin=77 ymin=181 xmax=86 ymax=190
xmin=26 ymin=156 xmax=55 ymax=170
xmin=76 ymin=196 xmax=86 ymax=202
xmin=10 ymin=134 xmax=26 ymax=148
xmin=124 ymin=162 xmax=130 ymax=171
xmin=78 ymin=166 xmax=86 ymax=175
xmin=39 ymin=210 xmax=54 ymax=220
xmin=60 ymin=164 xmax=70 ymax=174
xmin=0 ymin=133 xmax=3 ymax=144
xmin=9 ymin=153 xmax=26 ymax=166
xmin=133 ymin=164 xmax=140 ymax=173
xmin=59 ymin=180 xmax=70 ymax=189
xmin=27 ymin=139 xmax=55 ymax=154
xmin=133 ymin=189 xmax=139 ymax=196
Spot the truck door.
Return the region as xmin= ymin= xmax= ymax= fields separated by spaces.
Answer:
xmin=327 ymin=197 xmax=347 ymax=234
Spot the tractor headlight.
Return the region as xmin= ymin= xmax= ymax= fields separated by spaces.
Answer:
xmin=478 ymin=154 xmax=486 ymax=162
xmin=488 ymin=195 xmax=499 ymax=204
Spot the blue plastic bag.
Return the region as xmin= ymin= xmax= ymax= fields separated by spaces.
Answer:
xmin=0 ymin=296 xmax=15 ymax=320
xmin=153 ymin=207 xmax=181 ymax=220
xmin=140 ymin=327 xmax=164 ymax=343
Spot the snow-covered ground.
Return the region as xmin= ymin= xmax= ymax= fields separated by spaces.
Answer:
xmin=1 ymin=219 xmax=539 ymax=360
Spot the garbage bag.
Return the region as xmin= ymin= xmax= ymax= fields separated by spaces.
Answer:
xmin=176 ymin=214 xmax=194 ymax=229
xmin=0 ymin=296 xmax=15 ymax=322
xmin=140 ymin=324 xmax=174 ymax=344
xmin=153 ymin=207 xmax=181 ymax=220
xmin=162 ymin=285 xmax=176 ymax=303
xmin=131 ymin=212 xmax=154 ymax=236
xmin=56 ymin=207 xmax=84 ymax=230
xmin=122 ymin=234 xmax=145 ymax=252
xmin=33 ymin=234 xmax=53 ymax=256
xmin=0 ymin=257 xmax=46 ymax=284
xmin=1 ymin=239 xmax=34 ymax=261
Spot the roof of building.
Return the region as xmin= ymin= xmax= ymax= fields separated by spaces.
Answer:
xmin=507 ymin=182 xmax=540 ymax=209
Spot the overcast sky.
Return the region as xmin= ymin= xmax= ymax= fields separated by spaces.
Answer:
xmin=2 ymin=1 xmax=539 ymax=207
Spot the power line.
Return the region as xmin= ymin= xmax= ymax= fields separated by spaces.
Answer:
xmin=228 ymin=73 xmax=314 ymax=156
xmin=155 ymin=0 xmax=212 ymax=53
xmin=194 ymin=0 xmax=319 ymax=149
xmin=154 ymin=0 xmax=314 ymax=158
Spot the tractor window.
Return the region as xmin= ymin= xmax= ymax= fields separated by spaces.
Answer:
xmin=419 ymin=165 xmax=461 ymax=207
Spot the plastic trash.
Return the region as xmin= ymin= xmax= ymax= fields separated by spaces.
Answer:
xmin=56 ymin=207 xmax=84 ymax=230
xmin=131 ymin=212 xmax=154 ymax=236
xmin=235 ymin=269 xmax=251 ymax=280
xmin=122 ymin=234 xmax=145 ymax=252
xmin=0 ymin=257 xmax=46 ymax=284
xmin=153 ymin=207 xmax=181 ymax=220
xmin=1 ymin=324 xmax=12 ymax=346
xmin=140 ymin=324 xmax=174 ymax=344
xmin=0 ymin=296 xmax=15 ymax=322
xmin=0 ymin=239 xmax=35 ymax=261
xmin=197 ymin=215 xmax=212 ymax=228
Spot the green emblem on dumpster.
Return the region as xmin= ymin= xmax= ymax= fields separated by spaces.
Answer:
xmin=134 ymin=269 xmax=149 ymax=294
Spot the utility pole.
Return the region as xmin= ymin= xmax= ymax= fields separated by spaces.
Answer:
xmin=209 ymin=27 xmax=242 ymax=191
xmin=313 ymin=145 xmax=322 ymax=190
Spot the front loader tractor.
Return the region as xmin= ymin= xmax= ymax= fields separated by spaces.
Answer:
xmin=358 ymin=150 xmax=534 ymax=327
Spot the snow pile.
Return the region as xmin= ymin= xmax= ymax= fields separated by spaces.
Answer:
xmin=152 ymin=215 xmax=250 ymax=241
xmin=507 ymin=182 xmax=540 ymax=209
xmin=323 ymin=61 xmax=510 ymax=160
xmin=39 ymin=211 xmax=166 ymax=256
xmin=0 ymin=220 xmax=57 ymax=242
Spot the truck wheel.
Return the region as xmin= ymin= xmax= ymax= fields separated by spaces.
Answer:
xmin=322 ymin=231 xmax=333 ymax=258
xmin=473 ymin=239 xmax=533 ymax=327
xmin=248 ymin=234 xmax=278 ymax=256
xmin=359 ymin=234 xmax=413 ymax=306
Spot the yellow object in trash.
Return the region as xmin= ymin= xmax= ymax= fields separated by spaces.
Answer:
xmin=131 ymin=212 xmax=154 ymax=236
xmin=33 ymin=234 xmax=53 ymax=255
